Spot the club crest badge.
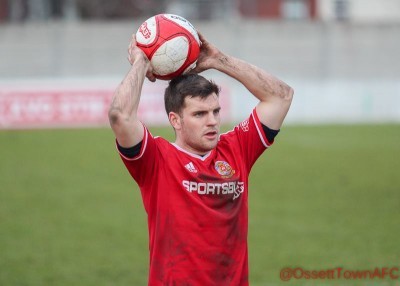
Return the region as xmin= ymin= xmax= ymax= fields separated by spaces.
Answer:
xmin=215 ymin=161 xmax=235 ymax=178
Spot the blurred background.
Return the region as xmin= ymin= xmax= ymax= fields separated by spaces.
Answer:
xmin=0 ymin=1 xmax=399 ymax=285
xmin=1 ymin=0 xmax=399 ymax=126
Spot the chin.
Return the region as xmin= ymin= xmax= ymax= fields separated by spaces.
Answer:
xmin=206 ymin=141 xmax=218 ymax=151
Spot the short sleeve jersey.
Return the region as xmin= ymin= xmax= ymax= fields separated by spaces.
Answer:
xmin=118 ymin=109 xmax=273 ymax=286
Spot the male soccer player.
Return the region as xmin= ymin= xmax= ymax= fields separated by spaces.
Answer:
xmin=108 ymin=32 xmax=293 ymax=285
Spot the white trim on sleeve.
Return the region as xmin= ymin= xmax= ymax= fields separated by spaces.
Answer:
xmin=117 ymin=124 xmax=149 ymax=161
xmin=251 ymin=110 xmax=270 ymax=148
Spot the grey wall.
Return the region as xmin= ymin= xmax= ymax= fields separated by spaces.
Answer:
xmin=1 ymin=20 xmax=399 ymax=124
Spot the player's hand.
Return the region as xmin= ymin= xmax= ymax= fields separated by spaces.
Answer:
xmin=128 ymin=35 xmax=156 ymax=82
xmin=191 ymin=31 xmax=221 ymax=74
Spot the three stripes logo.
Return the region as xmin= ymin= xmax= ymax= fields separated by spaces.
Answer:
xmin=185 ymin=162 xmax=197 ymax=173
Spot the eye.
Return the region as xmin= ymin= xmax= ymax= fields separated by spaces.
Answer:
xmin=213 ymin=108 xmax=221 ymax=115
xmin=194 ymin=112 xmax=204 ymax=117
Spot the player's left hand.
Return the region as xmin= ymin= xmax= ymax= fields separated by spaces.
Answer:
xmin=191 ymin=31 xmax=221 ymax=74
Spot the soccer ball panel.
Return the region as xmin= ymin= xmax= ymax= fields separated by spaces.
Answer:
xmin=152 ymin=55 xmax=186 ymax=76
xmin=160 ymin=36 xmax=189 ymax=61
xmin=163 ymin=14 xmax=200 ymax=45
xmin=136 ymin=16 xmax=157 ymax=45
xmin=152 ymin=36 xmax=189 ymax=76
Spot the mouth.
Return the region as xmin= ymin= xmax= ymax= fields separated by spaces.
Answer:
xmin=204 ymin=130 xmax=218 ymax=140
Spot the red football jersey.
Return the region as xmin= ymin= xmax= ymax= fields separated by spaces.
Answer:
xmin=118 ymin=109 xmax=272 ymax=286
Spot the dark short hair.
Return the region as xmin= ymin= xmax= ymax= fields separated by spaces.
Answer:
xmin=164 ymin=73 xmax=220 ymax=115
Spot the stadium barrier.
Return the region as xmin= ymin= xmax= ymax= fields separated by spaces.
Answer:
xmin=0 ymin=79 xmax=231 ymax=129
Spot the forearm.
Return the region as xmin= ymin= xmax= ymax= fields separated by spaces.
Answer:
xmin=214 ymin=53 xmax=293 ymax=103
xmin=108 ymin=57 xmax=149 ymax=147
xmin=109 ymin=64 xmax=146 ymax=120
xmin=213 ymin=53 xmax=293 ymax=129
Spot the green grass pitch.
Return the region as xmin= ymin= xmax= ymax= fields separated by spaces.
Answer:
xmin=0 ymin=124 xmax=399 ymax=285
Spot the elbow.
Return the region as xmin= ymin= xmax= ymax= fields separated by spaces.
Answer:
xmin=108 ymin=107 xmax=124 ymax=128
xmin=108 ymin=107 xmax=136 ymax=132
xmin=285 ymin=85 xmax=294 ymax=103
xmin=278 ymin=84 xmax=293 ymax=105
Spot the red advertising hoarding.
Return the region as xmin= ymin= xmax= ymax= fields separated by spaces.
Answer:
xmin=0 ymin=80 xmax=231 ymax=129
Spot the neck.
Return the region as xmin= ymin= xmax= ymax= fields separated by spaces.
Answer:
xmin=174 ymin=140 xmax=210 ymax=157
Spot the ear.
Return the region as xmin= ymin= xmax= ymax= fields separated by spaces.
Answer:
xmin=168 ymin=112 xmax=182 ymax=130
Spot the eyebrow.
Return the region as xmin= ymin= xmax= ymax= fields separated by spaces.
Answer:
xmin=192 ymin=107 xmax=221 ymax=113
xmin=214 ymin=107 xmax=221 ymax=112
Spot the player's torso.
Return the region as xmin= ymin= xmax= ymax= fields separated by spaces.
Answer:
xmin=146 ymin=138 xmax=249 ymax=285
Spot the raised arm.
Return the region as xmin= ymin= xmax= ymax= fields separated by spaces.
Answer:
xmin=108 ymin=36 xmax=155 ymax=148
xmin=193 ymin=33 xmax=293 ymax=130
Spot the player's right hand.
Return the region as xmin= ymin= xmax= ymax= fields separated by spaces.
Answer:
xmin=128 ymin=35 xmax=156 ymax=82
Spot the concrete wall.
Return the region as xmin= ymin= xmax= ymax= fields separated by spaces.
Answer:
xmin=318 ymin=0 xmax=400 ymax=22
xmin=0 ymin=20 xmax=399 ymax=125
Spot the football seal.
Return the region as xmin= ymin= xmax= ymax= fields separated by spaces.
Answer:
xmin=215 ymin=161 xmax=235 ymax=178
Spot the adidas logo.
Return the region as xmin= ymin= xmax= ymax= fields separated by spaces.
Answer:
xmin=184 ymin=162 xmax=197 ymax=173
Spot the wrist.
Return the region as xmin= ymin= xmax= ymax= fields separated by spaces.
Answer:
xmin=128 ymin=56 xmax=150 ymax=78
xmin=129 ymin=47 xmax=150 ymax=65
xmin=133 ymin=53 xmax=150 ymax=65
xmin=214 ymin=53 xmax=235 ymax=72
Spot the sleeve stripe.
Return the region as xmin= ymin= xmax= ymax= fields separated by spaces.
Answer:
xmin=251 ymin=109 xmax=270 ymax=148
xmin=117 ymin=124 xmax=148 ymax=161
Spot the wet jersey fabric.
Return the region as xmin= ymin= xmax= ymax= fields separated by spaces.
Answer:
xmin=118 ymin=109 xmax=273 ymax=286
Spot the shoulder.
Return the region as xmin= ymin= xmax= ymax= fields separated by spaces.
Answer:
xmin=151 ymin=135 xmax=178 ymax=157
xmin=153 ymin=135 xmax=173 ymax=148
xmin=216 ymin=129 xmax=241 ymax=154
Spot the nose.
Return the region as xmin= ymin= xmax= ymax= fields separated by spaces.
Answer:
xmin=206 ymin=112 xmax=218 ymax=126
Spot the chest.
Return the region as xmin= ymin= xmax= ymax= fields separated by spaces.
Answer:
xmin=157 ymin=149 xmax=247 ymax=205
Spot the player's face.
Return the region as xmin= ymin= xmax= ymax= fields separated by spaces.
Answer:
xmin=175 ymin=93 xmax=221 ymax=155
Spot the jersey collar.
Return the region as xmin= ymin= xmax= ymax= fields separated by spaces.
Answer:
xmin=171 ymin=143 xmax=213 ymax=161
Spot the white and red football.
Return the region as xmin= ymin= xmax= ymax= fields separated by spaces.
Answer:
xmin=135 ymin=14 xmax=201 ymax=80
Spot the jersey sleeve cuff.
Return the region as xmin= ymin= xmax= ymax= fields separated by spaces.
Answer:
xmin=116 ymin=124 xmax=148 ymax=161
